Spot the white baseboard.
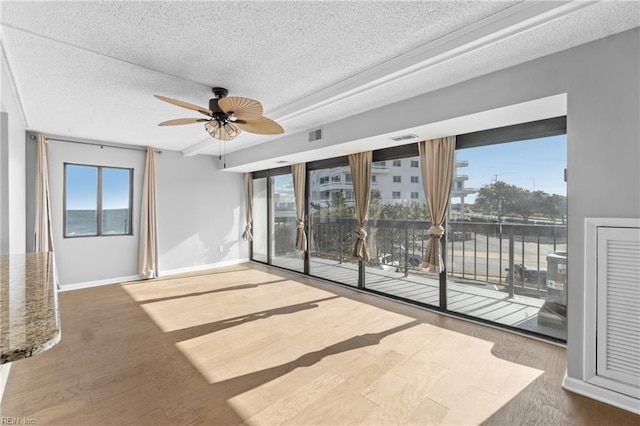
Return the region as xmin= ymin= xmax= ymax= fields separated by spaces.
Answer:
xmin=59 ymin=274 xmax=141 ymax=291
xmin=562 ymin=376 xmax=640 ymax=415
xmin=0 ymin=363 xmax=12 ymax=406
xmin=59 ymin=258 xmax=250 ymax=291
xmin=160 ymin=258 xmax=250 ymax=277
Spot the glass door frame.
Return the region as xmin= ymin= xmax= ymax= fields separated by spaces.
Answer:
xmin=252 ymin=166 xmax=300 ymax=271
xmin=249 ymin=116 xmax=568 ymax=343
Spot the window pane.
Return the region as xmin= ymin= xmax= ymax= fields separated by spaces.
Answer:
xmin=447 ymin=136 xmax=567 ymax=341
xmin=270 ymin=174 xmax=303 ymax=272
xmin=364 ymin=155 xmax=439 ymax=307
xmin=101 ymin=168 xmax=132 ymax=235
xmin=252 ymin=178 xmax=268 ymax=263
xmin=309 ymin=167 xmax=359 ymax=287
xmin=65 ymin=165 xmax=98 ymax=236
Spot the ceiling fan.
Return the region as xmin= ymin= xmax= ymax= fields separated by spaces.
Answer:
xmin=154 ymin=87 xmax=284 ymax=141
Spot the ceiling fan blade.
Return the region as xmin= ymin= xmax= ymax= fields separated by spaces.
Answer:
xmin=159 ymin=118 xmax=209 ymax=126
xmin=154 ymin=95 xmax=212 ymax=116
xmin=218 ymin=96 xmax=263 ymax=120
xmin=236 ymin=116 xmax=284 ymax=135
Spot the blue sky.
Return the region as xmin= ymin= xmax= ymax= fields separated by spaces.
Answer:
xmin=276 ymin=134 xmax=566 ymax=204
xmin=458 ymin=134 xmax=567 ymax=202
xmin=66 ymin=165 xmax=130 ymax=210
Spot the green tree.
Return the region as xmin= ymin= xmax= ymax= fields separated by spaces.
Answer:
xmin=475 ymin=181 xmax=567 ymax=224
xmin=475 ymin=181 xmax=520 ymax=223
xmin=542 ymin=193 xmax=567 ymax=224
xmin=329 ymin=190 xmax=354 ymax=218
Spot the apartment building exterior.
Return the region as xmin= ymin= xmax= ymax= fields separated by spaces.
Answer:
xmin=309 ymin=154 xmax=476 ymax=208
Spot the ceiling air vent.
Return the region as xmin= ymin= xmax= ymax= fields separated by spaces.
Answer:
xmin=275 ymin=160 xmax=289 ymax=164
xmin=308 ymin=128 xmax=323 ymax=142
xmin=390 ymin=134 xmax=418 ymax=142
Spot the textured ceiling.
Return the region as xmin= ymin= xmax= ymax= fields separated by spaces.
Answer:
xmin=1 ymin=1 xmax=639 ymax=154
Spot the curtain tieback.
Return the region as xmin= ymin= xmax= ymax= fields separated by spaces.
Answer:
xmin=427 ymin=225 xmax=445 ymax=238
xmin=244 ymin=223 xmax=252 ymax=232
xmin=355 ymin=227 xmax=368 ymax=240
xmin=296 ymin=219 xmax=305 ymax=229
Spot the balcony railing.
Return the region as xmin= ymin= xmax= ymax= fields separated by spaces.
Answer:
xmin=291 ymin=217 xmax=566 ymax=300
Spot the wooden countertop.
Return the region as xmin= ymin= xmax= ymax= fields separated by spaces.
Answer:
xmin=0 ymin=252 xmax=60 ymax=364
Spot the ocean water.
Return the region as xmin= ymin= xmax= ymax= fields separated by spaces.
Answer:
xmin=66 ymin=209 xmax=130 ymax=236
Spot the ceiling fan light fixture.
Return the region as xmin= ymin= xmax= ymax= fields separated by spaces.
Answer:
xmin=205 ymin=120 xmax=240 ymax=141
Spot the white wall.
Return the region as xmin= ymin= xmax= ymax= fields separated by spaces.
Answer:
xmin=45 ymin=142 xmax=145 ymax=285
xmin=226 ymin=28 xmax=640 ymax=387
xmin=26 ymin=141 xmax=248 ymax=286
xmin=156 ymin=151 xmax=247 ymax=273
xmin=0 ymin=50 xmax=26 ymax=255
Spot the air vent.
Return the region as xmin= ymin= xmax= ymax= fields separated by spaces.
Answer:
xmin=308 ymin=128 xmax=323 ymax=142
xmin=391 ymin=134 xmax=418 ymax=142
xmin=275 ymin=160 xmax=289 ymax=164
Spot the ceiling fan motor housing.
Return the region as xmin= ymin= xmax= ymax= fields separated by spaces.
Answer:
xmin=209 ymin=87 xmax=229 ymax=119
xmin=212 ymin=87 xmax=228 ymax=98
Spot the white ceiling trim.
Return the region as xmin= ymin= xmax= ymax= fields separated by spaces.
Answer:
xmin=0 ymin=28 xmax=29 ymax=128
xmin=222 ymin=93 xmax=568 ymax=173
xmin=0 ymin=21 xmax=211 ymax=91
xmin=181 ymin=0 xmax=591 ymax=157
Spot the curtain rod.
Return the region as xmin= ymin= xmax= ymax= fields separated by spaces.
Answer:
xmin=28 ymin=134 xmax=162 ymax=154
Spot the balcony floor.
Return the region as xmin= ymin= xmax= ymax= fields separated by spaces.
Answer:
xmin=271 ymin=255 xmax=567 ymax=341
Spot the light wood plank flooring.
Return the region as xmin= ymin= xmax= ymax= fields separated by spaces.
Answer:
xmin=1 ymin=262 xmax=637 ymax=425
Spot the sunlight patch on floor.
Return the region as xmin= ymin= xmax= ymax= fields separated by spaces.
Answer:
xmin=135 ymin=278 xmax=330 ymax=332
xmin=136 ymin=266 xmax=543 ymax=425
xmin=120 ymin=266 xmax=281 ymax=301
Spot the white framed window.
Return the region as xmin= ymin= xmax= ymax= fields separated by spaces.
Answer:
xmin=411 ymin=176 xmax=419 ymax=183
xmin=411 ymin=160 xmax=419 ymax=167
xmin=393 ymin=176 xmax=401 ymax=183
xmin=64 ymin=163 xmax=133 ymax=237
xmin=411 ymin=192 xmax=419 ymax=199
xmin=392 ymin=191 xmax=401 ymax=199
xmin=393 ymin=160 xmax=401 ymax=167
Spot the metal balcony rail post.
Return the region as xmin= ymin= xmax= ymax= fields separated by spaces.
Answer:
xmin=404 ymin=226 xmax=409 ymax=278
xmin=339 ymin=223 xmax=343 ymax=264
xmin=486 ymin=232 xmax=490 ymax=283
xmin=508 ymin=228 xmax=515 ymax=299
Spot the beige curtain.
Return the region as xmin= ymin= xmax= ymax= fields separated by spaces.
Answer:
xmin=139 ymin=147 xmax=159 ymax=279
xmin=292 ymin=163 xmax=307 ymax=251
xmin=348 ymin=151 xmax=372 ymax=260
xmin=242 ymin=173 xmax=253 ymax=241
xmin=34 ymin=134 xmax=54 ymax=252
xmin=419 ymin=136 xmax=456 ymax=273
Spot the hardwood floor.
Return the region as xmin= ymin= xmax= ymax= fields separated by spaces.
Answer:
xmin=1 ymin=262 xmax=637 ymax=425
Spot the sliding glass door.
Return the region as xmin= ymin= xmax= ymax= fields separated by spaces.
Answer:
xmin=364 ymin=157 xmax=440 ymax=306
xmin=252 ymin=177 xmax=268 ymax=263
xmin=308 ymin=167 xmax=359 ymax=286
xmin=446 ymin=135 xmax=567 ymax=340
xmin=270 ymin=173 xmax=303 ymax=272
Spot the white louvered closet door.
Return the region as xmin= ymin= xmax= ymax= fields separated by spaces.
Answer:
xmin=596 ymin=226 xmax=640 ymax=397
